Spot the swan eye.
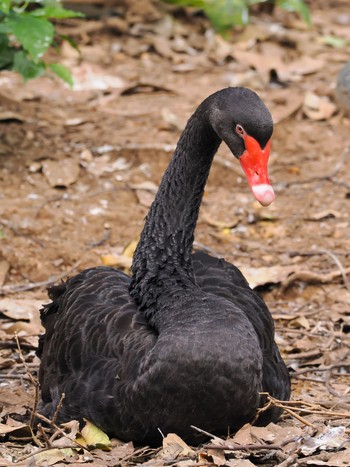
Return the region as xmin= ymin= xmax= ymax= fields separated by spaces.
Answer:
xmin=236 ymin=124 xmax=245 ymax=137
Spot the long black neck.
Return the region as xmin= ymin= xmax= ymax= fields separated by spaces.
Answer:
xmin=129 ymin=99 xmax=221 ymax=320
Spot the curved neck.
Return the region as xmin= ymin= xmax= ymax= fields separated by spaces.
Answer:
xmin=129 ymin=103 xmax=221 ymax=319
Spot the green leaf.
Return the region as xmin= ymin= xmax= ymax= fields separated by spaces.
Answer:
xmin=31 ymin=6 xmax=84 ymax=19
xmin=0 ymin=32 xmax=14 ymax=68
xmin=277 ymin=0 xmax=312 ymax=25
xmin=0 ymin=0 xmax=11 ymax=14
xmin=206 ymin=0 xmax=251 ymax=30
xmin=319 ymin=35 xmax=348 ymax=48
xmin=48 ymin=63 xmax=74 ymax=87
xmin=164 ymin=0 xmax=259 ymax=32
xmin=0 ymin=22 xmax=10 ymax=33
xmin=7 ymin=13 xmax=54 ymax=61
xmin=58 ymin=33 xmax=80 ymax=54
xmin=13 ymin=50 xmax=45 ymax=80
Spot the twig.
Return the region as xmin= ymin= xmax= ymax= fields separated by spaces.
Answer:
xmin=34 ymin=195 xmax=67 ymax=219
xmin=318 ymin=248 xmax=350 ymax=293
xmin=32 ymin=411 xmax=88 ymax=452
xmin=87 ymin=229 xmax=111 ymax=248
xmin=16 ymin=443 xmax=80 ymax=463
xmin=282 ymin=267 xmax=350 ymax=290
xmin=285 ymin=146 xmax=350 ymax=189
xmin=266 ymin=395 xmax=350 ymax=421
xmin=204 ymin=435 xmax=301 ymax=451
xmin=15 ymin=335 xmax=42 ymax=447
xmin=0 ymin=259 xmax=82 ymax=295
xmin=259 ymin=395 xmax=314 ymax=427
xmin=281 ymin=407 xmax=315 ymax=427
xmin=0 ymin=341 xmax=37 ymax=351
xmin=190 ymin=425 xmax=224 ymax=443
xmin=52 ymin=393 xmax=65 ymax=426
xmin=37 ymin=423 xmax=52 ymax=449
xmin=0 ymin=374 xmax=32 ymax=381
xmin=292 ymin=363 xmax=350 ymax=376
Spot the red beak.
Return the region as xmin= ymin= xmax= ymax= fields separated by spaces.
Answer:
xmin=239 ymin=135 xmax=275 ymax=206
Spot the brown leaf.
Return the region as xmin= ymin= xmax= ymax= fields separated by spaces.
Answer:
xmin=0 ymin=260 xmax=9 ymax=286
xmin=0 ymin=388 xmax=34 ymax=417
xmin=269 ymin=89 xmax=303 ymax=123
xmin=240 ymin=265 xmax=295 ymax=289
xmin=0 ymin=111 xmax=25 ymax=122
xmin=162 ymin=433 xmax=194 ymax=458
xmin=303 ymin=92 xmax=337 ymax=120
xmin=0 ymin=421 xmax=31 ymax=436
xmin=207 ymin=448 xmax=227 ymax=466
xmin=0 ymin=298 xmax=42 ymax=321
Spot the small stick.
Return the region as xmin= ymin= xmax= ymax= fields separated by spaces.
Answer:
xmin=204 ymin=435 xmax=301 ymax=451
xmin=292 ymin=363 xmax=350 ymax=376
xmin=0 ymin=341 xmax=37 ymax=351
xmin=281 ymin=407 xmax=315 ymax=427
xmin=32 ymin=411 xmax=88 ymax=452
xmin=16 ymin=444 xmax=81 ymax=463
xmin=37 ymin=423 xmax=52 ymax=448
xmin=190 ymin=425 xmax=224 ymax=443
xmin=15 ymin=334 xmax=40 ymax=440
xmin=52 ymin=393 xmax=65 ymax=426
xmin=0 ymin=374 xmax=32 ymax=381
xmin=0 ymin=259 xmax=82 ymax=295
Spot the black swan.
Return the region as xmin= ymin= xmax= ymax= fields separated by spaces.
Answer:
xmin=37 ymin=87 xmax=290 ymax=446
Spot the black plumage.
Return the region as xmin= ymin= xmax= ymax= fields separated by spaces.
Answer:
xmin=38 ymin=87 xmax=290 ymax=446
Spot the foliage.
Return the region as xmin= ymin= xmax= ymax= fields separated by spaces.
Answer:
xmin=163 ymin=0 xmax=311 ymax=33
xmin=0 ymin=0 xmax=83 ymax=86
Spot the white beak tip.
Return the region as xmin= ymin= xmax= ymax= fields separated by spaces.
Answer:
xmin=251 ymin=184 xmax=275 ymax=207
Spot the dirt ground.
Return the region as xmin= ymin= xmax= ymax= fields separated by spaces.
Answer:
xmin=0 ymin=0 xmax=350 ymax=465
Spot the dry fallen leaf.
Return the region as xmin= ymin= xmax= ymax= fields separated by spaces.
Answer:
xmin=0 ymin=298 xmax=42 ymax=321
xmin=162 ymin=433 xmax=194 ymax=458
xmin=240 ymin=265 xmax=295 ymax=289
xmin=303 ymin=92 xmax=337 ymax=120
xmin=0 ymin=111 xmax=25 ymax=122
xmin=300 ymin=426 xmax=347 ymax=456
xmin=85 ymin=155 xmax=131 ymax=177
xmin=0 ymin=421 xmax=31 ymax=436
xmin=0 ymin=260 xmax=9 ymax=286
xmin=34 ymin=447 xmax=75 ymax=466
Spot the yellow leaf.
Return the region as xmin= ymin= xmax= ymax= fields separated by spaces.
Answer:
xmin=123 ymin=239 xmax=138 ymax=258
xmin=222 ymin=227 xmax=231 ymax=236
xmin=81 ymin=419 xmax=111 ymax=451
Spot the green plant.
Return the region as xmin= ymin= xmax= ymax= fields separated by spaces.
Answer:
xmin=163 ymin=0 xmax=311 ymax=33
xmin=0 ymin=0 xmax=83 ymax=86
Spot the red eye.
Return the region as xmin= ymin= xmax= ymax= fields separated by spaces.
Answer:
xmin=236 ymin=124 xmax=245 ymax=136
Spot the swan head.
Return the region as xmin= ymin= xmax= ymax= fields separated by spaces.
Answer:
xmin=209 ymin=87 xmax=274 ymax=206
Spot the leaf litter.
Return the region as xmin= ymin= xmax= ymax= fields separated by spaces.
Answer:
xmin=1 ymin=0 xmax=350 ymax=465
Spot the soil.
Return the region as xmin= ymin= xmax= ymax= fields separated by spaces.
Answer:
xmin=0 ymin=0 xmax=350 ymax=465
